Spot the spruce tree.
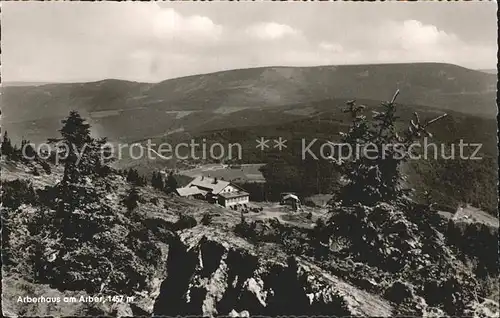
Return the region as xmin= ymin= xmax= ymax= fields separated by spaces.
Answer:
xmin=1 ymin=131 xmax=14 ymax=157
xmin=59 ymin=110 xmax=92 ymax=149
xmin=53 ymin=111 xmax=114 ymax=243
xmin=151 ymin=172 xmax=156 ymax=187
xmin=126 ymin=168 xmax=144 ymax=186
xmin=151 ymin=171 xmax=164 ymax=190
xmin=165 ymin=171 xmax=178 ymax=193
xmin=20 ymin=138 xmax=37 ymax=161
xmin=126 ymin=168 xmax=134 ymax=183
xmin=335 ymin=91 xmax=447 ymax=206
xmin=124 ymin=187 xmax=141 ymax=212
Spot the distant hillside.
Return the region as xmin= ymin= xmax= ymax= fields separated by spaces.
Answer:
xmin=117 ymin=97 xmax=498 ymax=217
xmin=2 ymin=81 xmax=58 ymax=87
xmin=478 ymin=69 xmax=497 ymax=75
xmin=188 ymin=106 xmax=498 ymax=214
xmin=1 ymin=63 xmax=496 ymax=144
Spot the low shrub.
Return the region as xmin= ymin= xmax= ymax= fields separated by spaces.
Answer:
xmin=174 ymin=213 xmax=197 ymax=231
xmin=234 ymin=219 xmax=257 ymax=242
xmin=201 ymin=213 xmax=212 ymax=226
xmin=1 ymin=179 xmax=38 ymax=209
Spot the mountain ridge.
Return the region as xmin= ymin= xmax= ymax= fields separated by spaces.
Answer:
xmin=4 ymin=62 xmax=486 ymax=86
xmin=1 ymin=62 xmax=496 ymax=145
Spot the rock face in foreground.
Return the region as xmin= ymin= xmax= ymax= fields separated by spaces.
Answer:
xmin=153 ymin=228 xmax=393 ymax=317
xmin=2 ymin=158 xmax=497 ymax=317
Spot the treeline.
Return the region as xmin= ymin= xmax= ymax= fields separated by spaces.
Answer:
xmin=445 ymin=219 xmax=499 ymax=277
xmin=237 ymin=144 xmax=341 ymax=201
xmin=1 ymin=131 xmax=37 ymax=162
xmin=116 ymin=168 xmax=148 ymax=186
xmin=1 ymin=131 xmax=54 ymax=174
xmin=115 ymin=168 xmax=182 ymax=193
xmin=151 ymin=170 xmax=178 ymax=193
xmin=412 ymin=154 xmax=498 ymax=216
xmin=251 ymin=136 xmax=497 ymax=216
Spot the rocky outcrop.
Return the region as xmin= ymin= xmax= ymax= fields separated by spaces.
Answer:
xmin=153 ymin=227 xmax=393 ymax=317
xmin=3 ymin=159 xmax=496 ymax=318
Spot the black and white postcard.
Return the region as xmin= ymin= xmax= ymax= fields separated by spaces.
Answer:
xmin=1 ymin=1 xmax=498 ymax=317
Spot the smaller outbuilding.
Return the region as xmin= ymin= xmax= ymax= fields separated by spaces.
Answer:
xmin=281 ymin=193 xmax=301 ymax=211
xmin=175 ymin=187 xmax=206 ymax=199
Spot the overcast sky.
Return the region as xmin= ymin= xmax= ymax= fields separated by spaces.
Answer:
xmin=2 ymin=1 xmax=497 ymax=83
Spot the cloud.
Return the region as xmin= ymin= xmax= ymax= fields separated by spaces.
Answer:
xmin=150 ymin=8 xmax=223 ymax=43
xmin=2 ymin=3 xmax=225 ymax=82
xmin=399 ymin=20 xmax=456 ymax=48
xmin=245 ymin=22 xmax=300 ymax=40
xmin=319 ymin=42 xmax=344 ymax=53
xmin=380 ymin=19 xmax=458 ymax=50
xmin=2 ymin=3 xmax=496 ymax=83
xmin=367 ymin=19 xmax=495 ymax=67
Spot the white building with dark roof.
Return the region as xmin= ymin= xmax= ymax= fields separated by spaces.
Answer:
xmin=217 ymin=190 xmax=249 ymax=208
xmin=176 ymin=175 xmax=249 ymax=207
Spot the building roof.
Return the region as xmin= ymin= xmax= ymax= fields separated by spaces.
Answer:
xmin=218 ymin=191 xmax=249 ymax=199
xmin=283 ymin=194 xmax=300 ymax=201
xmin=186 ymin=176 xmax=231 ymax=195
xmin=175 ymin=187 xmax=206 ymax=197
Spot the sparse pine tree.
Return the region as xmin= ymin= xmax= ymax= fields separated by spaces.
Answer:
xmin=20 ymin=138 xmax=37 ymax=161
xmin=151 ymin=172 xmax=156 ymax=187
xmin=1 ymin=131 xmax=14 ymax=157
xmin=126 ymin=168 xmax=134 ymax=183
xmin=51 ymin=111 xmax=92 ymax=185
xmin=126 ymin=168 xmax=142 ymax=185
xmin=52 ymin=111 xmax=115 ymax=244
xmin=151 ymin=171 xmax=164 ymax=190
xmin=165 ymin=171 xmax=178 ymax=193
xmin=335 ymin=91 xmax=447 ymax=206
xmin=59 ymin=110 xmax=92 ymax=149
xmin=124 ymin=187 xmax=141 ymax=212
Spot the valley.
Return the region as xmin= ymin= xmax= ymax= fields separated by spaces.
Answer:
xmin=3 ymin=63 xmax=497 ymax=215
xmin=3 ymin=2 xmax=498 ymax=317
xmin=1 ymin=62 xmax=498 ymax=317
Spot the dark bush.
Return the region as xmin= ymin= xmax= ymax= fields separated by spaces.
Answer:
xmin=37 ymin=185 xmax=58 ymax=209
xmin=123 ymin=188 xmax=141 ymax=212
xmin=174 ymin=213 xmax=197 ymax=231
xmin=445 ymin=220 xmax=499 ymax=277
xmin=234 ymin=219 xmax=257 ymax=242
xmin=384 ymin=280 xmax=414 ymax=304
xmin=40 ymin=161 xmax=52 ymax=174
xmin=1 ymin=179 xmax=37 ymax=209
xmin=201 ymin=213 xmax=212 ymax=226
